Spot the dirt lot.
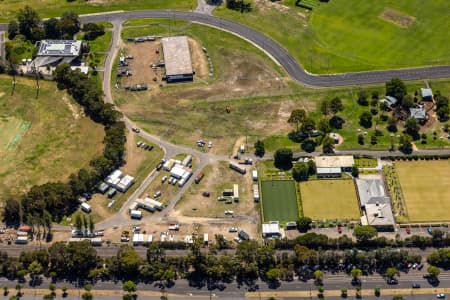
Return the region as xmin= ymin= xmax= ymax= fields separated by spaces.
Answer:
xmin=82 ymin=131 xmax=163 ymax=221
xmin=169 ymin=161 xmax=260 ymax=239
xmin=119 ymin=37 xmax=208 ymax=89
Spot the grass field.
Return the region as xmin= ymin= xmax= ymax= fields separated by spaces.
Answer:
xmin=0 ymin=117 xmax=25 ymax=150
xmin=300 ymin=180 xmax=360 ymax=221
xmin=0 ymin=75 xmax=104 ymax=198
xmin=396 ymin=160 xmax=450 ymax=222
xmin=215 ymin=0 xmax=450 ymax=73
xmin=116 ymin=21 xmax=289 ymax=154
xmin=260 ymin=180 xmax=299 ymax=222
xmin=117 ymin=21 xmax=450 ymax=153
xmin=0 ymin=0 xmax=196 ymax=23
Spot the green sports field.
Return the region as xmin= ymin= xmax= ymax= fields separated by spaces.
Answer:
xmin=215 ymin=0 xmax=450 ymax=73
xmin=261 ymin=180 xmax=299 ymax=222
xmin=300 ymin=180 xmax=360 ymax=221
xmin=396 ymin=161 xmax=450 ymax=222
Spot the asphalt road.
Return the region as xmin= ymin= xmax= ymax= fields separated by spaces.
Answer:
xmin=3 ymin=272 xmax=450 ymax=299
xmin=79 ymin=11 xmax=450 ymax=86
xmin=2 ymin=10 xmax=450 ymax=86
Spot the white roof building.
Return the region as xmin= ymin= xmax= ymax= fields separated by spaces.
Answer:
xmin=420 ymin=88 xmax=433 ymax=99
xmin=262 ymin=221 xmax=282 ymax=238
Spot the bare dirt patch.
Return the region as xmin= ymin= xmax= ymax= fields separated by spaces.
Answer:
xmin=62 ymin=94 xmax=81 ymax=120
xmin=121 ymin=40 xmax=162 ymax=88
xmin=174 ymin=161 xmax=257 ymax=219
xmin=120 ymin=37 xmax=208 ymax=89
xmin=379 ymin=8 xmax=416 ymax=28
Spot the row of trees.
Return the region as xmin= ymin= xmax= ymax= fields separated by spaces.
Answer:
xmin=4 ymin=66 xmax=125 ymax=225
xmin=275 ymin=227 xmax=450 ymax=251
xmin=8 ymin=6 xmax=81 ymax=41
xmin=0 ymin=240 xmax=426 ymax=287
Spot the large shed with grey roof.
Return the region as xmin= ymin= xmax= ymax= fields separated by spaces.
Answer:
xmin=161 ymin=36 xmax=193 ymax=83
xmin=355 ymin=177 xmax=395 ymax=231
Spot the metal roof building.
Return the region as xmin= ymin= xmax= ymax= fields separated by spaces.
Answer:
xmin=420 ymin=88 xmax=433 ymax=100
xmin=262 ymin=221 xmax=282 ymax=238
xmin=410 ymin=107 xmax=426 ymax=120
xmin=355 ymin=177 xmax=395 ymax=231
xmin=314 ymin=155 xmax=354 ymax=170
xmin=161 ymin=36 xmax=194 ymax=83
xmin=37 ymin=40 xmax=82 ymax=56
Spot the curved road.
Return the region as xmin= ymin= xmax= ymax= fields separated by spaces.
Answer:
xmin=82 ymin=10 xmax=450 ymax=87
xmin=2 ymin=11 xmax=450 ymax=86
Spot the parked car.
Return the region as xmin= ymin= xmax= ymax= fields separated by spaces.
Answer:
xmin=406 ymin=225 xmax=411 ymax=234
xmin=81 ymin=192 xmax=92 ymax=200
xmin=337 ymin=225 xmax=342 ymax=234
xmin=156 ymin=163 xmax=163 ymax=171
xmin=229 ymin=227 xmax=238 ymax=233
xmin=154 ymin=191 xmax=161 ymax=198
xmin=412 ymin=283 xmax=421 ymax=288
xmin=161 ymin=176 xmax=168 ymax=183
xmin=437 ymin=293 xmax=445 ymax=299
xmin=412 ymin=263 xmax=418 ymax=269
xmin=427 ymin=226 xmax=433 ymax=235
xmin=132 ymin=127 xmax=140 ymax=133
xmin=120 ymin=237 xmax=129 ymax=242
xmin=418 ymin=263 xmax=424 ymax=270
xmin=387 ymin=278 xmax=398 ymax=285
xmin=202 ymin=192 xmax=210 ymax=197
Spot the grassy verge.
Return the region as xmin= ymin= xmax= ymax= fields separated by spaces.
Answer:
xmin=214 ymin=0 xmax=450 ymax=74
xmin=0 ymin=0 xmax=197 ymax=23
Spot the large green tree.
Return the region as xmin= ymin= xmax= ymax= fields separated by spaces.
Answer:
xmin=359 ymin=112 xmax=373 ymax=128
xmin=398 ymin=134 xmax=413 ymax=154
xmin=292 ymin=163 xmax=309 ymax=182
xmin=353 ymin=225 xmax=377 ymax=243
xmin=404 ymin=117 xmax=420 ymax=140
xmin=386 ymin=78 xmax=407 ymax=102
xmin=16 ymin=6 xmax=40 ymax=41
xmin=274 ymin=148 xmax=293 ymax=170
xmin=288 ymin=109 xmax=306 ymax=132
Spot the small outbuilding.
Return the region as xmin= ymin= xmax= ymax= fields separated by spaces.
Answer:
xmin=262 ymin=221 xmax=282 ymax=239
xmin=379 ymin=95 xmax=398 ymax=108
xmin=420 ymin=88 xmax=433 ymax=101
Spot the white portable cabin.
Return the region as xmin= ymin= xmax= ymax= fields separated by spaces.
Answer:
xmin=233 ymin=184 xmax=239 ymax=201
xmin=253 ymin=184 xmax=260 ymax=202
xmin=252 ymin=170 xmax=258 ymax=181
xmin=90 ymin=237 xmax=103 ymax=246
xmin=130 ymin=209 xmax=142 ymax=219
xmin=116 ymin=175 xmax=135 ymax=192
xmin=105 ymin=169 xmax=123 ymax=186
xmin=133 ymin=233 xmax=145 ymax=246
xmin=15 ymin=236 xmax=28 ymax=244
xmin=81 ymin=203 xmax=92 ymax=213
